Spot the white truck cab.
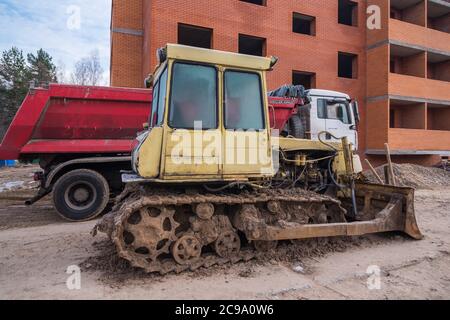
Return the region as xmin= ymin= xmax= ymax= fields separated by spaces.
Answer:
xmin=306 ymin=89 xmax=359 ymax=150
xmin=269 ymin=85 xmax=360 ymax=150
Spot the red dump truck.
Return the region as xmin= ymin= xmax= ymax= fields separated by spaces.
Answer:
xmin=0 ymin=84 xmax=151 ymax=221
xmin=0 ymin=83 xmax=353 ymax=221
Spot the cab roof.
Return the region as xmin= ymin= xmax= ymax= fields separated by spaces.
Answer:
xmin=165 ymin=44 xmax=273 ymax=71
xmin=306 ymin=89 xmax=350 ymax=100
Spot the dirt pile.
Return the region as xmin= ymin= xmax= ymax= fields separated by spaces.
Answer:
xmin=364 ymin=163 xmax=450 ymax=189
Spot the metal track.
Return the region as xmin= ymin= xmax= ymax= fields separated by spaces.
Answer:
xmin=95 ymin=184 xmax=346 ymax=275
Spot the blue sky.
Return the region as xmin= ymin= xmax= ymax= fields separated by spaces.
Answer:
xmin=0 ymin=0 xmax=111 ymax=84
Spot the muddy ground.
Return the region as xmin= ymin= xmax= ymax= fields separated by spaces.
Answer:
xmin=0 ymin=165 xmax=449 ymax=300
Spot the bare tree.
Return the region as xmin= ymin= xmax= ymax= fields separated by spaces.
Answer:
xmin=56 ymin=60 xmax=67 ymax=84
xmin=70 ymin=50 xmax=104 ymax=86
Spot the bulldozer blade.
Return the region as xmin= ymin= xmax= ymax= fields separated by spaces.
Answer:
xmin=249 ymin=183 xmax=423 ymax=241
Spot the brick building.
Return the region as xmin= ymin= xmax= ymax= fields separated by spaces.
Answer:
xmin=110 ymin=0 xmax=450 ymax=166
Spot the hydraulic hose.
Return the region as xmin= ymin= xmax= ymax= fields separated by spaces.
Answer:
xmin=328 ymin=157 xmax=346 ymax=189
xmin=203 ymin=181 xmax=268 ymax=192
xmin=328 ymin=157 xmax=359 ymax=218
xmin=203 ymin=182 xmax=240 ymax=192
xmin=317 ymin=131 xmax=341 ymax=152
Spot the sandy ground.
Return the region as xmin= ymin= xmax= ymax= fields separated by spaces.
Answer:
xmin=0 ymin=167 xmax=449 ymax=300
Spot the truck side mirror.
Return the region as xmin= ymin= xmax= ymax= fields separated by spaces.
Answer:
xmin=337 ymin=106 xmax=344 ymax=120
xmin=144 ymin=75 xmax=153 ymax=88
xmin=352 ymin=100 xmax=360 ymax=125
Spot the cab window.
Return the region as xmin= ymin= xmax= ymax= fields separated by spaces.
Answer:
xmin=318 ymin=99 xmax=351 ymax=124
xmin=150 ymin=81 xmax=160 ymax=127
xmin=224 ymin=70 xmax=265 ymax=130
xmin=156 ymin=68 xmax=168 ymax=125
xmin=169 ymin=63 xmax=217 ymax=129
xmin=149 ymin=67 xmax=168 ymax=127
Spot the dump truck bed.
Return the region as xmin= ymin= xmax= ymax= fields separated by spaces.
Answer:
xmin=0 ymin=84 xmax=152 ymax=160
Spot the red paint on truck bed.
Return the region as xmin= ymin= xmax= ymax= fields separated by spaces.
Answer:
xmin=0 ymin=84 xmax=151 ymax=160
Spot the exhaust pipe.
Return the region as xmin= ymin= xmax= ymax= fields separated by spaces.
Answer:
xmin=25 ymin=188 xmax=51 ymax=206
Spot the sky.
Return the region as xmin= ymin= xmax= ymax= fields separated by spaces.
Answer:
xmin=0 ymin=0 xmax=112 ymax=84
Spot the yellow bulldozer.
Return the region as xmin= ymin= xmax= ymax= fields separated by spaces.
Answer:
xmin=95 ymin=44 xmax=422 ymax=274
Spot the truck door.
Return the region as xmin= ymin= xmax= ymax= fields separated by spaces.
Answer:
xmin=317 ymin=98 xmax=357 ymax=146
xmin=222 ymin=69 xmax=273 ymax=177
xmin=163 ymin=62 xmax=221 ymax=178
xmin=309 ymin=96 xmax=327 ymax=142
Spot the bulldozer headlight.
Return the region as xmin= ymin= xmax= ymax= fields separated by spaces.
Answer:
xmin=270 ymin=56 xmax=279 ymax=69
xmin=157 ymin=47 xmax=167 ymax=64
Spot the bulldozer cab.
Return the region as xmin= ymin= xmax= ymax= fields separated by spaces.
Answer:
xmin=135 ymin=44 xmax=277 ymax=181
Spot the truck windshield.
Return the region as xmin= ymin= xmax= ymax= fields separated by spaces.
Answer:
xmin=318 ymin=99 xmax=351 ymax=124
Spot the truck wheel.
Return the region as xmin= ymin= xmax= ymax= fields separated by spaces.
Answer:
xmin=289 ymin=116 xmax=305 ymax=139
xmin=52 ymin=169 xmax=110 ymax=222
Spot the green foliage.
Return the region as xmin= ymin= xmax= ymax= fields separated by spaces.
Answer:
xmin=27 ymin=49 xmax=57 ymax=84
xmin=0 ymin=47 xmax=57 ymax=139
xmin=0 ymin=47 xmax=29 ymax=106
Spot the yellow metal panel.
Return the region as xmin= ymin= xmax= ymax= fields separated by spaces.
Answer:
xmin=164 ymin=129 xmax=221 ymax=176
xmin=166 ymin=44 xmax=272 ymax=71
xmin=223 ymin=130 xmax=273 ymax=175
xmin=278 ymin=137 xmax=341 ymax=152
xmin=332 ymin=151 xmax=348 ymax=175
xmin=137 ymin=127 xmax=164 ymax=178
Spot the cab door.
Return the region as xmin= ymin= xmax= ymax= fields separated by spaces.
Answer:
xmin=317 ymin=98 xmax=357 ymax=146
xmin=163 ymin=62 xmax=221 ymax=178
xmin=222 ymin=69 xmax=273 ymax=178
xmin=309 ymin=96 xmax=327 ymax=142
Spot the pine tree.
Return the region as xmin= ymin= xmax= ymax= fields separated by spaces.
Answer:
xmin=27 ymin=48 xmax=57 ymax=86
xmin=0 ymin=47 xmax=30 ymax=139
xmin=0 ymin=48 xmax=59 ymax=140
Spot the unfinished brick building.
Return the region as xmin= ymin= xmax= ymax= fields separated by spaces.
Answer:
xmin=110 ymin=0 xmax=450 ymax=166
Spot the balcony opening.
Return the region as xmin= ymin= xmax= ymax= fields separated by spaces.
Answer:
xmin=389 ymin=100 xmax=426 ymax=129
xmin=338 ymin=0 xmax=358 ymax=26
xmin=293 ymin=71 xmax=316 ymax=89
xmin=338 ymin=52 xmax=358 ymax=79
xmin=293 ymin=13 xmax=316 ymax=36
xmin=178 ymin=23 xmax=213 ymax=49
xmin=390 ymin=8 xmax=399 ymax=19
xmin=390 ymin=0 xmax=426 ymax=27
xmin=390 ymin=59 xmax=396 ymax=72
xmin=427 ymin=52 xmax=450 ymax=82
xmin=390 ymin=44 xmax=426 ymax=78
xmin=427 ymin=0 xmax=450 ymax=33
xmin=427 ymin=104 xmax=450 ymax=131
xmin=240 ymin=0 xmax=266 ymax=5
xmin=239 ymin=34 xmax=266 ymax=57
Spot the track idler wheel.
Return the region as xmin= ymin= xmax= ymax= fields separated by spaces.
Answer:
xmin=172 ymin=235 xmax=202 ymax=265
xmin=195 ymin=203 xmax=215 ymax=220
xmin=115 ymin=206 xmax=179 ymax=269
xmin=214 ymin=231 xmax=241 ymax=258
xmin=267 ymin=201 xmax=281 ymax=215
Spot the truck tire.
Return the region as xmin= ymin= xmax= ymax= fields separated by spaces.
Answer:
xmin=289 ymin=116 xmax=305 ymax=139
xmin=52 ymin=169 xmax=110 ymax=222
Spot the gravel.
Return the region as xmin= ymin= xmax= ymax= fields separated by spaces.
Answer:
xmin=364 ymin=163 xmax=450 ymax=189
